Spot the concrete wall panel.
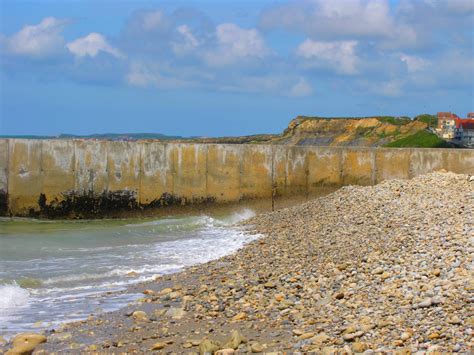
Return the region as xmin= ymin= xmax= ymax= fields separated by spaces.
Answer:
xmin=74 ymin=140 xmax=108 ymax=194
xmin=307 ymin=147 xmax=342 ymax=189
xmin=0 ymin=140 xmax=8 ymax=213
xmin=0 ymin=140 xmax=8 ymax=193
xmin=342 ymin=148 xmax=375 ymax=185
xmin=207 ymin=144 xmax=241 ymax=201
xmin=409 ymin=150 xmax=446 ymax=178
xmin=171 ymin=144 xmax=207 ymax=201
xmin=240 ymin=145 xmax=272 ymax=199
xmin=284 ymin=146 xmax=308 ymax=195
xmin=272 ymin=145 xmax=287 ymax=196
xmin=106 ymin=141 xmax=141 ymax=195
xmin=7 ymin=139 xmax=43 ymax=214
xmin=139 ymin=142 xmax=173 ymax=204
xmin=375 ymin=149 xmax=411 ymax=183
xmin=443 ymin=150 xmax=474 ymax=174
xmin=41 ymin=140 xmax=75 ymax=203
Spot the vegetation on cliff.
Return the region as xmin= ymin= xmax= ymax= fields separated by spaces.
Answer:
xmin=274 ymin=115 xmax=434 ymax=147
xmin=383 ymin=130 xmax=451 ymax=148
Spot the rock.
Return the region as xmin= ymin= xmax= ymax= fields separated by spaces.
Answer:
xmin=311 ymin=333 xmax=329 ymax=345
xmin=251 ymin=343 xmax=263 ymax=353
xmin=222 ymin=330 xmax=246 ymax=349
xmin=299 ymin=332 xmax=315 ymax=340
xmin=6 ymin=333 xmax=47 ymax=355
xmin=292 ymin=329 xmax=304 ymax=336
xmin=275 ymin=294 xmax=284 ymax=302
xmin=232 ymin=312 xmax=247 ymax=321
xmin=343 ymin=331 xmax=364 ymax=341
xmin=432 ymin=269 xmax=441 ymax=277
xmin=352 ymin=342 xmax=368 ymax=353
xmin=448 ymin=316 xmax=461 ymax=325
xmin=334 ymin=292 xmax=345 ymax=299
xmin=132 ymin=311 xmax=149 ymax=322
xmin=199 ymin=339 xmax=221 ymax=355
xmin=413 ymin=298 xmax=432 ymax=309
xmin=400 ymin=332 xmax=411 ymax=341
xmin=264 ymin=282 xmax=276 ymax=289
xmin=183 ymin=342 xmax=193 ymax=348
xmin=151 ymin=342 xmax=166 ymax=350
xmin=372 ymin=267 xmax=384 ymax=275
xmin=165 ymin=307 xmax=186 ymax=319
xmin=159 ymin=288 xmax=173 ymax=295
xmin=215 ymin=349 xmax=235 ymax=355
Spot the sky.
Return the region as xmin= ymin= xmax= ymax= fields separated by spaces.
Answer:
xmin=0 ymin=0 xmax=473 ymax=137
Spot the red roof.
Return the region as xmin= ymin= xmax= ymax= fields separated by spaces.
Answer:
xmin=454 ymin=118 xmax=474 ymax=129
xmin=437 ymin=112 xmax=459 ymax=119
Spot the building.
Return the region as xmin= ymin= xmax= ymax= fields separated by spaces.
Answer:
xmin=436 ymin=112 xmax=474 ymax=147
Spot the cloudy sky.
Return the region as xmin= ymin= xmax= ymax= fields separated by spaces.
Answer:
xmin=1 ymin=0 xmax=473 ymax=136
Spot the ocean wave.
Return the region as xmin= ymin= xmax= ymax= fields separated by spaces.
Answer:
xmin=0 ymin=282 xmax=30 ymax=312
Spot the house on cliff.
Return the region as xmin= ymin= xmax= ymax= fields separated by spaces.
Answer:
xmin=436 ymin=112 xmax=474 ymax=147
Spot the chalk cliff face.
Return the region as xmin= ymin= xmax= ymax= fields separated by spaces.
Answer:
xmin=276 ymin=116 xmax=428 ymax=146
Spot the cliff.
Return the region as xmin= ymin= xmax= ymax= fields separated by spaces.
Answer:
xmin=274 ymin=116 xmax=431 ymax=147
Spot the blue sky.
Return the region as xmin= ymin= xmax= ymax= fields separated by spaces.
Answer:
xmin=1 ymin=0 xmax=473 ymax=136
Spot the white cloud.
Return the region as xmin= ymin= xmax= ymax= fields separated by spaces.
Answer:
xmin=142 ymin=10 xmax=169 ymax=31
xmin=203 ymin=23 xmax=269 ymax=66
xmin=296 ymin=39 xmax=359 ymax=75
xmin=400 ymin=54 xmax=429 ymax=73
xmin=260 ymin=0 xmax=420 ymax=49
xmin=444 ymin=0 xmax=474 ymax=14
xmin=288 ymin=78 xmax=313 ymax=97
xmin=67 ymin=33 xmax=123 ymax=59
xmin=6 ymin=17 xmax=67 ymax=57
xmin=126 ymin=61 xmax=198 ymax=89
xmin=172 ymin=25 xmax=200 ymax=56
xmin=378 ymin=79 xmax=404 ymax=97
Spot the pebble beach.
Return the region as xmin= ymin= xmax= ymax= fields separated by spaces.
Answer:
xmin=2 ymin=171 xmax=473 ymax=354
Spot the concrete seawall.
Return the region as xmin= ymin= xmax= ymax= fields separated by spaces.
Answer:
xmin=0 ymin=139 xmax=473 ymax=217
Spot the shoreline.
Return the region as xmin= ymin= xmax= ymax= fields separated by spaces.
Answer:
xmin=2 ymin=171 xmax=472 ymax=354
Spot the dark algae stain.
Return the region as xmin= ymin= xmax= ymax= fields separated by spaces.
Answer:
xmin=0 ymin=190 xmax=7 ymax=216
xmin=36 ymin=191 xmax=216 ymax=218
xmin=37 ymin=191 xmax=138 ymax=218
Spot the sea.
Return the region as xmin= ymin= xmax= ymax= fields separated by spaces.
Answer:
xmin=0 ymin=208 xmax=259 ymax=338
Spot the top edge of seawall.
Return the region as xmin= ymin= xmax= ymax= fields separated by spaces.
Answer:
xmin=0 ymin=138 xmax=472 ymax=153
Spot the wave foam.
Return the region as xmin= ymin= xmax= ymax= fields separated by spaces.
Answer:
xmin=0 ymin=283 xmax=30 ymax=311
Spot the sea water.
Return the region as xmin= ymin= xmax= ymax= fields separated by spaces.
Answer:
xmin=0 ymin=209 xmax=258 ymax=337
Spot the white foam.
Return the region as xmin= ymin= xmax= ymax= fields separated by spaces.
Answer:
xmin=0 ymin=283 xmax=30 ymax=312
xmin=225 ymin=208 xmax=256 ymax=224
xmin=0 ymin=210 xmax=261 ymax=337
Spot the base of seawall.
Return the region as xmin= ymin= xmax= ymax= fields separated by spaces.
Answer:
xmin=1 ymin=187 xmax=339 ymax=219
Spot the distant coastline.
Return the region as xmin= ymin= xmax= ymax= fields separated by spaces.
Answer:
xmin=2 ymin=113 xmax=472 ymax=148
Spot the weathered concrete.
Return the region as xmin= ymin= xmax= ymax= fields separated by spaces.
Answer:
xmin=1 ymin=139 xmax=473 ymax=217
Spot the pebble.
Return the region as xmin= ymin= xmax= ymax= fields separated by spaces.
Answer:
xmin=15 ymin=172 xmax=471 ymax=354
xmin=251 ymin=343 xmax=263 ymax=353
xmin=151 ymin=342 xmax=166 ymax=350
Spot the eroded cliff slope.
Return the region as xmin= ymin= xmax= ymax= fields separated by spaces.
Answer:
xmin=274 ymin=116 xmax=430 ymax=146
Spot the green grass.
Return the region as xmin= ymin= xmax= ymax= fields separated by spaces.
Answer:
xmin=376 ymin=116 xmax=411 ymax=125
xmin=384 ymin=130 xmax=450 ymax=148
xmin=414 ymin=114 xmax=438 ymax=127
